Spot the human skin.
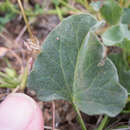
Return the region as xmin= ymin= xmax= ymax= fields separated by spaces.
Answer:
xmin=0 ymin=93 xmax=44 ymax=130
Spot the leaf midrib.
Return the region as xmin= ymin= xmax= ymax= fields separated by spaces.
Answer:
xmin=72 ymin=32 xmax=91 ymax=103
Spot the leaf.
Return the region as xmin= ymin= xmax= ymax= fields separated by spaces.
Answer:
xmin=109 ymin=53 xmax=130 ymax=93
xmin=28 ymin=14 xmax=127 ymax=117
xmin=102 ymin=25 xmax=124 ymax=46
xmin=73 ymin=32 xmax=127 ymax=116
xmin=118 ymin=39 xmax=130 ymax=53
xmin=100 ymin=0 xmax=122 ymax=25
xmin=121 ymin=8 xmax=130 ymax=24
xmin=28 ymin=14 xmax=97 ymax=101
xmin=102 ymin=24 xmax=130 ymax=48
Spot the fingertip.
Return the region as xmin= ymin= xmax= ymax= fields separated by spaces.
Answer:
xmin=0 ymin=93 xmax=44 ymax=130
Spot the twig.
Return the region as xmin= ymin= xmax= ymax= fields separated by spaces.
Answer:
xmin=0 ymin=33 xmax=12 ymax=47
xmin=96 ymin=115 xmax=103 ymax=126
xmin=52 ymin=101 xmax=55 ymax=130
xmin=17 ymin=0 xmax=33 ymax=39
xmin=15 ymin=25 xmax=27 ymax=43
xmin=8 ymin=50 xmax=24 ymax=73
xmin=11 ymin=85 xmax=20 ymax=93
xmin=15 ymin=20 xmax=34 ymax=43
xmin=44 ymin=126 xmax=59 ymax=130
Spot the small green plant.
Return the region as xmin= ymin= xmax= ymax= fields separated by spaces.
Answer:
xmin=27 ymin=0 xmax=130 ymax=129
xmin=0 ymin=0 xmax=18 ymax=32
xmin=0 ymin=61 xmax=20 ymax=88
xmin=0 ymin=58 xmax=28 ymax=91
xmin=0 ymin=0 xmax=126 ymax=129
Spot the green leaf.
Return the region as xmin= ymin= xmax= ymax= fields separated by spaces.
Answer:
xmin=102 ymin=25 xmax=124 ymax=46
xmin=121 ymin=8 xmax=130 ymax=24
xmin=118 ymin=39 xmax=130 ymax=53
xmin=73 ymin=32 xmax=127 ymax=116
xmin=5 ymin=68 xmax=17 ymax=78
xmin=109 ymin=53 xmax=130 ymax=93
xmin=28 ymin=14 xmax=97 ymax=101
xmin=100 ymin=0 xmax=122 ymax=25
xmin=28 ymin=14 xmax=127 ymax=117
xmin=102 ymin=24 xmax=130 ymax=47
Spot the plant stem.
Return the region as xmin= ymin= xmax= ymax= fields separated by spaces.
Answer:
xmin=20 ymin=66 xmax=28 ymax=91
xmin=56 ymin=5 xmax=63 ymax=21
xmin=122 ymin=110 xmax=130 ymax=114
xmin=58 ymin=0 xmax=80 ymax=12
xmin=72 ymin=103 xmax=87 ymax=130
xmin=97 ymin=115 xmax=109 ymax=130
xmin=83 ymin=0 xmax=89 ymax=9
xmin=17 ymin=0 xmax=33 ymax=39
xmin=25 ymin=7 xmax=75 ymax=16
xmin=119 ymin=0 xmax=123 ymax=7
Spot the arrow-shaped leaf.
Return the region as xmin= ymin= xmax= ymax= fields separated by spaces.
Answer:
xmin=28 ymin=14 xmax=127 ymax=117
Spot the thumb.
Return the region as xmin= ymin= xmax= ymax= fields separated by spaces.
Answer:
xmin=0 ymin=93 xmax=44 ymax=130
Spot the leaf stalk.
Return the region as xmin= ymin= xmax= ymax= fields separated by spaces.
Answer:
xmin=72 ymin=103 xmax=87 ymax=130
xmin=97 ymin=115 xmax=109 ymax=130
